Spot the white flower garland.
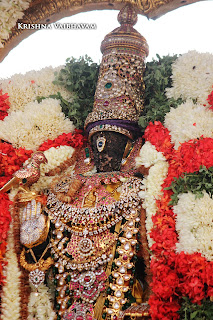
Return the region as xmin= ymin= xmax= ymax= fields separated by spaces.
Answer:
xmin=135 ymin=141 xmax=166 ymax=168
xmin=164 ymin=100 xmax=213 ymax=149
xmin=137 ymin=143 xmax=169 ymax=248
xmin=1 ymin=225 xmax=21 ymax=320
xmin=0 ymin=98 xmax=75 ymax=150
xmin=28 ymin=284 xmax=56 ymax=320
xmin=166 ymin=50 xmax=213 ymax=105
xmin=0 ymin=0 xmax=31 ymax=48
xmin=174 ymin=191 xmax=213 ymax=261
xmin=0 ymin=66 xmax=73 ymax=113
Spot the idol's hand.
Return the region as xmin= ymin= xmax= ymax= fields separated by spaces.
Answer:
xmin=20 ymin=198 xmax=49 ymax=248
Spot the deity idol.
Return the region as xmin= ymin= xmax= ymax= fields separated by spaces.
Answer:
xmin=12 ymin=5 xmax=151 ymax=320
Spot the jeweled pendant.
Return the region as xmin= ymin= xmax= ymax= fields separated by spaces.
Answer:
xmin=29 ymin=269 xmax=45 ymax=288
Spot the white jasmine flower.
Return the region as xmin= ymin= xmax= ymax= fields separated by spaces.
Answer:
xmin=0 ymin=98 xmax=75 ymax=150
xmin=135 ymin=141 xmax=166 ymax=168
xmin=0 ymin=66 xmax=73 ymax=112
xmin=1 ymin=225 xmax=21 ymax=320
xmin=28 ymin=284 xmax=56 ymax=320
xmin=175 ymin=191 xmax=213 ymax=261
xmin=164 ymin=100 xmax=213 ymax=148
xmin=166 ymin=50 xmax=213 ymax=105
xmin=140 ymin=160 xmax=169 ymax=248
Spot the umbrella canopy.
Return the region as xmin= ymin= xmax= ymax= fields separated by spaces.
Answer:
xmin=0 ymin=0 xmax=203 ymax=62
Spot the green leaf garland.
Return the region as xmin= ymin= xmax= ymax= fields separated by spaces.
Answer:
xmin=139 ymin=54 xmax=183 ymax=131
xmin=178 ymin=297 xmax=213 ymax=320
xmin=53 ymin=55 xmax=99 ymax=128
xmin=165 ymin=166 xmax=213 ymax=206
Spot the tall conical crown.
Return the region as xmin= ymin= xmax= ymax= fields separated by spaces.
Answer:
xmin=85 ymin=4 xmax=149 ymax=140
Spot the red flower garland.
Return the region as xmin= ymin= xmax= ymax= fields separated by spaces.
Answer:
xmin=0 ymin=142 xmax=32 ymax=294
xmin=0 ymin=142 xmax=32 ymax=188
xmin=0 ymin=193 xmax=12 ymax=289
xmin=0 ymin=90 xmax=10 ymax=121
xmin=145 ymin=121 xmax=213 ymax=319
xmin=38 ymin=129 xmax=86 ymax=151
xmin=207 ymin=88 xmax=213 ymax=110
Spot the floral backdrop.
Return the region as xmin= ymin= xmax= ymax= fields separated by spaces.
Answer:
xmin=0 ymin=50 xmax=213 ymax=319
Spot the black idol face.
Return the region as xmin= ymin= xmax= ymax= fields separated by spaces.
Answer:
xmin=91 ymin=131 xmax=128 ymax=172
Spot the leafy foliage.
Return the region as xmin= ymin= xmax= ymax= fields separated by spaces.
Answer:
xmin=38 ymin=54 xmax=184 ymax=130
xmin=165 ymin=166 xmax=213 ymax=205
xmin=53 ymin=55 xmax=99 ymax=128
xmin=178 ymin=297 xmax=213 ymax=320
xmin=138 ymin=54 xmax=183 ymax=131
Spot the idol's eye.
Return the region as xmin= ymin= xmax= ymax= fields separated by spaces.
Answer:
xmin=98 ymin=141 xmax=103 ymax=147
xmin=97 ymin=137 xmax=106 ymax=152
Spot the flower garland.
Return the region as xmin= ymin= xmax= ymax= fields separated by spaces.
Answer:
xmin=0 ymin=193 xmax=12 ymax=293
xmin=0 ymin=98 xmax=75 ymax=150
xmin=165 ymin=51 xmax=213 ymax=105
xmin=28 ymin=284 xmax=56 ymax=320
xmin=144 ymin=121 xmax=213 ymax=319
xmin=207 ymin=88 xmax=213 ymax=109
xmin=164 ymin=100 xmax=213 ymax=149
xmin=0 ymin=142 xmax=32 ymax=187
xmin=1 ymin=226 xmax=21 ymax=320
xmin=0 ymin=66 xmax=73 ymax=113
xmin=0 ymin=142 xmax=32 ymax=297
xmin=1 ymin=50 xmax=213 ymax=319
xmin=143 ymin=51 xmax=213 ymax=317
xmin=0 ymin=89 xmax=10 ymax=120
xmin=0 ymin=67 xmax=86 ymax=318
xmin=175 ymin=191 xmax=213 ymax=261
xmin=135 ymin=141 xmax=169 ymax=248
xmin=0 ymin=0 xmax=31 ymax=48
xmin=38 ymin=129 xmax=86 ymax=151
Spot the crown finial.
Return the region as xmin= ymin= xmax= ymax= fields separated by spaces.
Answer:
xmin=117 ymin=4 xmax=138 ymax=26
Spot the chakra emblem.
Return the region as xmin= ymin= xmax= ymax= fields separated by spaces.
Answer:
xmin=96 ymin=136 xmax=106 ymax=153
xmin=29 ymin=269 xmax=45 ymax=288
